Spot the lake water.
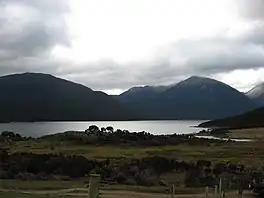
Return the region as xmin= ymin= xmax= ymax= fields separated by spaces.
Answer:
xmin=0 ymin=120 xmax=205 ymax=137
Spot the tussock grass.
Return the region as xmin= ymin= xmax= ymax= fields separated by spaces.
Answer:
xmin=3 ymin=138 xmax=264 ymax=166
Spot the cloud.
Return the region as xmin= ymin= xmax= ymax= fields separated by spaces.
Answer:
xmin=61 ymin=26 xmax=264 ymax=91
xmin=214 ymin=68 xmax=264 ymax=92
xmin=0 ymin=0 xmax=70 ymax=61
xmin=0 ymin=0 xmax=263 ymax=93
xmin=237 ymin=0 xmax=264 ymax=21
xmin=241 ymin=21 xmax=264 ymax=45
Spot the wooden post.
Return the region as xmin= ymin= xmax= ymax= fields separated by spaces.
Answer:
xmin=238 ymin=188 xmax=243 ymax=198
xmin=219 ymin=177 xmax=222 ymax=197
xmin=237 ymin=177 xmax=243 ymax=198
xmin=215 ymin=185 xmax=218 ymax=198
xmin=222 ymin=178 xmax=226 ymax=197
xmin=88 ymin=174 xmax=100 ymax=198
xmin=170 ymin=184 xmax=175 ymax=198
xmin=205 ymin=186 xmax=209 ymax=198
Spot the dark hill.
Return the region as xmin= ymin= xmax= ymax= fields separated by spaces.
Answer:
xmin=0 ymin=73 xmax=136 ymax=122
xmin=198 ymin=107 xmax=264 ymax=129
xmin=158 ymin=76 xmax=256 ymax=119
xmin=118 ymin=85 xmax=168 ymax=103
xmin=117 ymin=86 xmax=169 ymax=118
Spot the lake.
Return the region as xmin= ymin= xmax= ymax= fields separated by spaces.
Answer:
xmin=0 ymin=120 xmax=205 ymax=137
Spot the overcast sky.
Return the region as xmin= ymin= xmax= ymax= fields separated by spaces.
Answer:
xmin=0 ymin=0 xmax=263 ymax=94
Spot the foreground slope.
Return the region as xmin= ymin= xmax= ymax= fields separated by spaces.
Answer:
xmin=0 ymin=73 xmax=135 ymax=122
xmin=198 ymin=107 xmax=264 ymax=129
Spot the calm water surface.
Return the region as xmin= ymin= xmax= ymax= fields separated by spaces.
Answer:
xmin=0 ymin=120 xmax=205 ymax=137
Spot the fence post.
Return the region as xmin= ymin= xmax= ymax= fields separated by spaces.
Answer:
xmin=214 ymin=185 xmax=218 ymax=198
xmin=170 ymin=184 xmax=175 ymax=198
xmin=222 ymin=177 xmax=226 ymax=197
xmin=238 ymin=188 xmax=243 ymax=198
xmin=88 ymin=174 xmax=100 ymax=198
xmin=205 ymin=186 xmax=209 ymax=198
xmin=219 ymin=177 xmax=222 ymax=197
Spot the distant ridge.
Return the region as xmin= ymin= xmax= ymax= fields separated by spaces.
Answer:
xmin=117 ymin=76 xmax=257 ymax=119
xmin=118 ymin=85 xmax=168 ymax=104
xmin=246 ymin=83 xmax=264 ymax=106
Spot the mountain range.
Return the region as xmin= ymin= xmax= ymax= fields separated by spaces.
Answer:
xmin=118 ymin=76 xmax=261 ymax=119
xmin=0 ymin=73 xmax=262 ymax=122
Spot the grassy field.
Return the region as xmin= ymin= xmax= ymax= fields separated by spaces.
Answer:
xmin=1 ymin=128 xmax=263 ymax=197
xmin=0 ymin=179 xmax=255 ymax=198
xmin=230 ymin=128 xmax=264 ymax=139
xmin=0 ymin=192 xmax=60 ymax=198
xmin=0 ymin=191 xmax=90 ymax=198
xmin=0 ymin=187 xmax=255 ymax=198
xmin=4 ymin=134 xmax=264 ymax=166
xmin=0 ymin=179 xmax=86 ymax=190
xmin=0 ymin=178 xmax=214 ymax=198
xmin=0 ymin=179 xmax=199 ymax=193
xmin=0 ymin=179 xmax=207 ymax=194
